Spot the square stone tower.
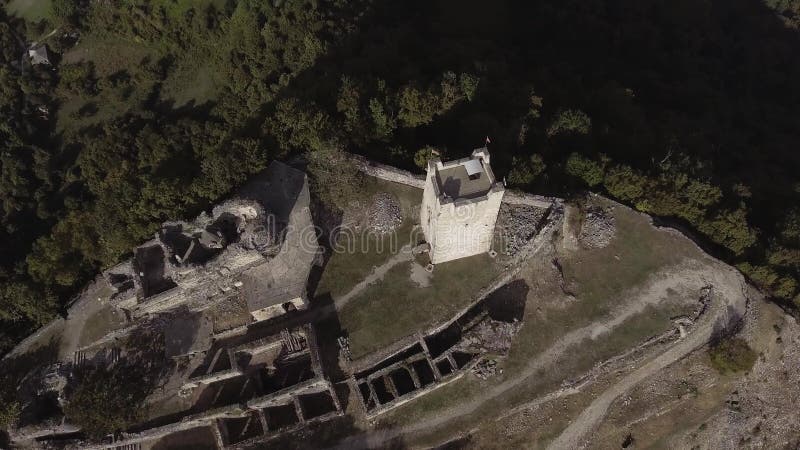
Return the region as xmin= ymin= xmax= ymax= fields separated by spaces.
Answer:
xmin=420 ymin=147 xmax=505 ymax=264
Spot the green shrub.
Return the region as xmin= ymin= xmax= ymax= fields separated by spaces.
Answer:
xmin=565 ymin=153 xmax=605 ymax=187
xmin=708 ymin=337 xmax=757 ymax=374
xmin=547 ymin=109 xmax=591 ymax=137
xmin=414 ymin=146 xmax=438 ymax=169
xmin=508 ymin=154 xmax=546 ymax=186
xmin=459 ymin=73 xmax=480 ymax=101
xmin=0 ymin=400 xmax=20 ymax=429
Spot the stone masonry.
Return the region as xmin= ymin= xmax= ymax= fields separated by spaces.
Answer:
xmin=421 ymin=148 xmax=505 ymax=264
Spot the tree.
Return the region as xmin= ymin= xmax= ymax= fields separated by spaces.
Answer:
xmin=413 ymin=146 xmax=438 ymax=169
xmin=398 ymin=86 xmax=439 ymax=127
xmin=604 ymin=165 xmax=650 ymax=203
xmin=368 ymin=98 xmax=394 ymax=139
xmin=306 ymin=147 xmax=362 ymax=211
xmin=336 ymin=76 xmax=361 ymax=132
xmin=64 ymin=328 xmax=169 ymax=439
xmin=565 ymin=153 xmax=605 ymax=187
xmin=0 ymin=282 xmax=57 ymax=325
xmin=63 ymin=367 xmax=142 ymax=438
xmin=546 ymin=109 xmax=592 ymax=137
xmin=50 ymin=0 xmax=81 ymax=26
xmin=265 ymin=98 xmax=333 ymax=153
xmin=507 ymin=154 xmax=546 ymax=186
xmin=459 ymin=73 xmax=480 ymax=101
xmin=697 ymin=207 xmax=758 ymax=255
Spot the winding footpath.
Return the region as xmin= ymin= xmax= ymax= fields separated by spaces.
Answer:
xmin=547 ymin=259 xmax=748 ymax=449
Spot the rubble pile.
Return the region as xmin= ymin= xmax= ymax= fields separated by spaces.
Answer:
xmin=498 ymin=204 xmax=547 ymax=256
xmin=367 ymin=192 xmax=403 ymax=234
xmin=210 ymin=200 xmax=277 ymax=254
xmin=456 ymin=318 xmax=522 ymax=354
xmin=578 ymin=206 xmax=616 ymax=249
xmin=472 ymin=358 xmax=499 ymax=379
xmin=337 ymin=336 xmax=352 ymax=362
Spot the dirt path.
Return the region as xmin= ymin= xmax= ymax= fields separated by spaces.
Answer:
xmin=333 ymin=244 xmax=413 ymax=308
xmin=331 ymin=258 xmax=747 ymax=449
xmin=547 ymin=261 xmax=748 ymax=449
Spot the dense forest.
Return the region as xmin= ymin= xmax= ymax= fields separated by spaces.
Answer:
xmin=1 ymin=0 xmax=800 ymax=354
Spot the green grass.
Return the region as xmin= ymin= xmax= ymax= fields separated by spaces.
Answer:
xmin=60 ymin=36 xmax=158 ymax=77
xmin=160 ymin=63 xmax=221 ymax=107
xmin=56 ymin=36 xmax=160 ymax=132
xmin=561 ymin=202 xmax=693 ymax=309
xmin=55 ymin=86 xmax=156 ymax=133
xmin=315 ymin=177 xmax=424 ymax=299
xmin=501 ymin=201 xmax=697 ymax=376
xmin=339 ymin=253 xmax=502 ymax=359
xmin=5 ymin=0 xmax=51 ymax=22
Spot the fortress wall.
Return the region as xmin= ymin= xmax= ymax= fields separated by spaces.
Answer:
xmin=502 ymin=189 xmax=557 ymax=208
xmin=350 ymin=154 xmax=425 ymax=189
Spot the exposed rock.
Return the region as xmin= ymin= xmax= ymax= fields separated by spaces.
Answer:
xmin=472 ymin=358 xmax=499 ymax=380
xmin=498 ymin=203 xmax=547 ymax=256
xmin=455 ymin=318 xmax=522 ymax=355
xmin=578 ymin=206 xmax=616 ymax=249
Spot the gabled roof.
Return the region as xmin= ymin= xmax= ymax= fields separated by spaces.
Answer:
xmin=28 ymin=45 xmax=50 ymax=65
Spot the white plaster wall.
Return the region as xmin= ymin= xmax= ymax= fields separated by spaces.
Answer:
xmin=428 ymin=187 xmax=504 ymax=264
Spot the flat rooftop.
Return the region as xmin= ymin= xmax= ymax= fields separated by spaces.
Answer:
xmin=435 ymin=158 xmax=493 ymax=200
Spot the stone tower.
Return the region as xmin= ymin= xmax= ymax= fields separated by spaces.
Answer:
xmin=420 ymin=147 xmax=505 ymax=264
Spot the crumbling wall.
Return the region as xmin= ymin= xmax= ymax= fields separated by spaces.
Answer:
xmin=350 ymin=153 xmax=425 ymax=189
xmin=502 ymin=189 xmax=556 ymax=208
xmin=352 ymin=293 xmax=522 ymax=418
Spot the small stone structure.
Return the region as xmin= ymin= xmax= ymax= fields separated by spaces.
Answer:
xmin=28 ymin=44 xmax=50 ymax=65
xmin=420 ymin=148 xmax=505 ymax=264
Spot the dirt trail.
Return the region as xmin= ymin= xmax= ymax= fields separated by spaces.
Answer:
xmin=547 ymin=260 xmax=748 ymax=450
xmin=331 ymin=257 xmax=747 ymax=449
xmin=334 ymin=244 xmax=413 ymax=308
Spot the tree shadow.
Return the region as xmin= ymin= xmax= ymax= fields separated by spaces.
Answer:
xmin=311 ymin=294 xmax=350 ymax=411
xmin=1 ymin=336 xmax=63 ymax=429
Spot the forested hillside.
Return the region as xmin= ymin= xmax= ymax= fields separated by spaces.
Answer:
xmin=1 ymin=0 xmax=799 ymax=353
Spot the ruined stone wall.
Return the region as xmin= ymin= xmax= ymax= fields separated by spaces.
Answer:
xmin=350 ymin=154 xmax=425 ymax=189
xmin=503 ymin=189 xmax=556 ymax=209
xmin=351 ymin=152 xmax=559 ymax=211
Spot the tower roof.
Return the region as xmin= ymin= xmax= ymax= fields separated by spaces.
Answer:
xmin=431 ymin=147 xmax=498 ymax=200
